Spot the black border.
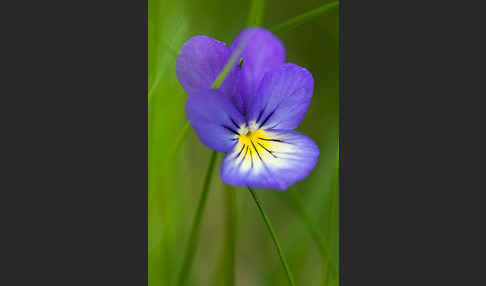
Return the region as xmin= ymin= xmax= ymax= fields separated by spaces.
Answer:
xmin=340 ymin=0 xmax=483 ymax=284
xmin=5 ymin=0 xmax=148 ymax=284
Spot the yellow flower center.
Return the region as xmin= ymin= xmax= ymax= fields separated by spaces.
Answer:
xmin=237 ymin=129 xmax=280 ymax=161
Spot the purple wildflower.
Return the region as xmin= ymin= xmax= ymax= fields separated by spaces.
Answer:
xmin=176 ymin=28 xmax=319 ymax=190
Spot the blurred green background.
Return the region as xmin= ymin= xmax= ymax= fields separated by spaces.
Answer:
xmin=149 ymin=0 xmax=339 ymax=285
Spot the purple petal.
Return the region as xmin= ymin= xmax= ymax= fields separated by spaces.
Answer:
xmin=230 ymin=28 xmax=286 ymax=114
xmin=247 ymin=63 xmax=314 ymax=130
xmin=185 ymin=89 xmax=246 ymax=152
xmin=176 ymin=35 xmax=236 ymax=97
xmin=220 ymin=129 xmax=319 ymax=190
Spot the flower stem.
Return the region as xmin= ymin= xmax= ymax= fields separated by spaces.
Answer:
xmin=287 ymin=190 xmax=336 ymax=284
xmin=270 ymin=1 xmax=339 ymax=34
xmin=176 ymin=151 xmax=218 ymax=286
xmin=247 ymin=187 xmax=296 ymax=286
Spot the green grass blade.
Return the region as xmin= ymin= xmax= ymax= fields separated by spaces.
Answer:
xmin=213 ymin=0 xmax=266 ymax=88
xmin=208 ymin=184 xmax=237 ymax=286
xmin=224 ymin=185 xmax=237 ymax=286
xmin=248 ymin=187 xmax=296 ymax=286
xmin=161 ymin=39 xmax=179 ymax=58
xmin=246 ymin=0 xmax=265 ymax=27
xmin=270 ymin=1 xmax=339 ymax=34
xmin=324 ymin=148 xmax=340 ymax=286
xmin=170 ymin=122 xmax=191 ymax=159
xmin=176 ymin=151 xmax=219 ymax=286
xmin=210 ymin=48 xmax=241 ymax=90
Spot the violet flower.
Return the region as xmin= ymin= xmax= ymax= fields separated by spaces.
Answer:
xmin=176 ymin=28 xmax=319 ymax=190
